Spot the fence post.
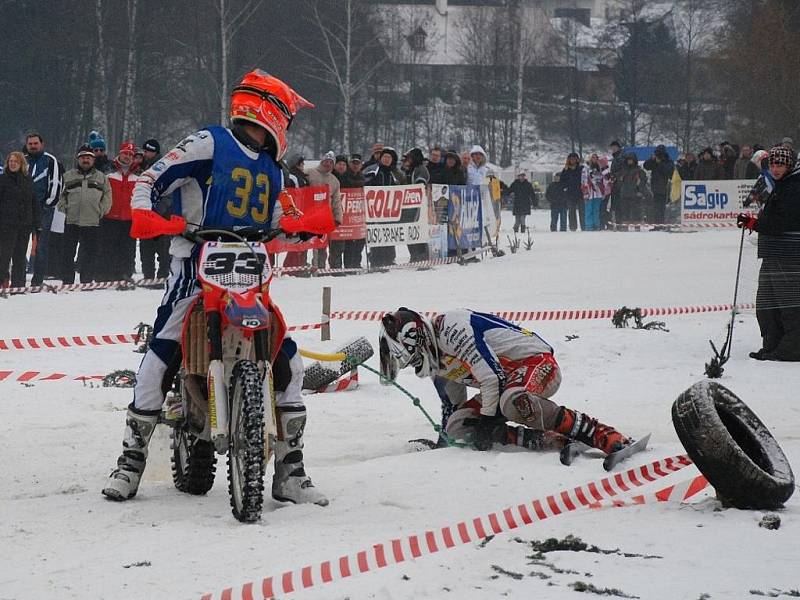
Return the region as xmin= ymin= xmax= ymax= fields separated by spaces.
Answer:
xmin=321 ymin=286 xmax=331 ymax=341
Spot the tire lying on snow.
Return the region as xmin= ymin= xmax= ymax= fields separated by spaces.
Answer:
xmin=672 ymin=380 xmax=794 ymax=509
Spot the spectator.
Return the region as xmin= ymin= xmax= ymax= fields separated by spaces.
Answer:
xmin=24 ymin=133 xmax=61 ymax=287
xmin=719 ymin=142 xmax=739 ymax=179
xmin=282 ymin=154 xmax=310 ymax=271
xmin=781 ymin=137 xmax=794 ymax=151
xmin=432 ymin=150 xmax=465 ymax=185
xmin=608 ymin=140 xmax=624 ymax=214
xmin=402 ymin=147 xmax=431 ymax=262
xmin=100 ymin=141 xmax=138 ymax=281
xmin=677 ymin=152 xmax=697 ymax=181
xmin=131 ymin=148 xmax=145 ymax=174
xmin=333 ymin=155 xmax=348 ymax=183
xmin=581 ymin=154 xmax=607 ymax=231
xmin=694 ymin=147 xmax=725 ymax=180
xmin=560 ymin=152 xmax=584 ymax=231
xmin=341 ymin=154 xmax=364 ymax=188
xmin=286 ymin=154 xmax=309 ymax=188
xmin=739 ymin=145 xmax=800 ymax=361
xmin=89 ymin=131 xmax=113 ymax=174
xmin=508 ymin=172 xmax=536 ymax=233
xmin=735 ymin=145 xmax=760 ymax=179
xmin=467 ymin=145 xmax=488 ymax=185
xmin=307 ymin=151 xmax=343 ymax=270
xmin=427 ymin=146 xmax=443 ymax=182
xmin=0 ymin=151 xmax=39 ymax=290
xmin=546 ymin=172 xmax=566 ymax=232
xmin=363 ymin=142 xmax=383 ymax=170
xmin=615 ymin=152 xmax=649 ymax=224
xmin=141 ymin=138 xmax=161 ymax=170
xmin=57 ymin=145 xmax=111 ymax=284
xmin=364 ymin=147 xmax=404 ymax=267
xmin=137 ymin=139 xmax=170 ymax=282
xmin=341 ymin=154 xmax=366 ymax=269
xmin=643 ymin=144 xmax=674 ymax=224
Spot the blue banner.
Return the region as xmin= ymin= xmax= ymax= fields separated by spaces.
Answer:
xmin=447 ymin=185 xmax=483 ymax=250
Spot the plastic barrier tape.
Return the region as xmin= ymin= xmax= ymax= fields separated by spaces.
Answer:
xmin=199 ymin=454 xmax=697 ymax=600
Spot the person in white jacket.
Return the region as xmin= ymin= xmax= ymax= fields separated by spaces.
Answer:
xmin=467 ymin=145 xmax=489 ymax=186
xmin=379 ymin=307 xmax=630 ymax=453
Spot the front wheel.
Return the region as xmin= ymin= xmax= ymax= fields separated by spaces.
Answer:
xmin=228 ymin=360 xmax=266 ymax=522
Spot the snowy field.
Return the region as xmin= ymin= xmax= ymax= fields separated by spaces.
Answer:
xmin=1 ymin=210 xmax=798 ymax=600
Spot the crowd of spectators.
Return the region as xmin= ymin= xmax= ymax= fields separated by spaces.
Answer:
xmin=1 ymin=130 xmax=790 ymax=289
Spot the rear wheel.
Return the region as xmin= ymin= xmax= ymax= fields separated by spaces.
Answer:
xmin=228 ymin=360 xmax=266 ymax=522
xmin=171 ymin=427 xmax=216 ymax=495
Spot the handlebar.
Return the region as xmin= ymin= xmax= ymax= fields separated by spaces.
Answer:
xmin=182 ymin=227 xmax=283 ymax=244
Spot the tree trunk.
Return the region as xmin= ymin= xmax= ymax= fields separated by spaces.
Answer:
xmin=121 ymin=0 xmax=139 ymax=139
xmin=514 ymin=15 xmax=524 ymax=166
xmin=94 ymin=0 xmax=109 ymax=137
xmin=342 ymin=0 xmax=352 ymax=154
xmin=219 ymin=0 xmax=229 ymax=125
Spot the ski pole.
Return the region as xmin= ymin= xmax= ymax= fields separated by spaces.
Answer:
xmin=723 ymin=226 xmax=747 ymax=361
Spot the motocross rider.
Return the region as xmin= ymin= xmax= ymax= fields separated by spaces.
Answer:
xmin=102 ymin=70 xmax=329 ymax=506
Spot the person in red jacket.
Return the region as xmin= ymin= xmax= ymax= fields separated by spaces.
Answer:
xmin=99 ymin=141 xmax=139 ymax=281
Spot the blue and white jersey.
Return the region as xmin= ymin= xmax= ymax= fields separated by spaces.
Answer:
xmin=132 ymin=126 xmax=286 ymax=258
xmin=432 ymin=309 xmax=554 ymax=416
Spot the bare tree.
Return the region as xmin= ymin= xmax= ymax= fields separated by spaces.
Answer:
xmin=94 ymin=0 xmax=110 ymax=138
xmin=121 ymin=0 xmax=139 ymax=140
xmin=288 ymin=0 xmax=384 ymax=153
xmin=216 ymin=0 xmax=263 ymax=124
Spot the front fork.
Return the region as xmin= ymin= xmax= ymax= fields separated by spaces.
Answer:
xmin=206 ymin=311 xmax=229 ymax=451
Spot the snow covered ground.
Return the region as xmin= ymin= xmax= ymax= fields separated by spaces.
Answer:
xmin=1 ymin=210 xmax=797 ymax=600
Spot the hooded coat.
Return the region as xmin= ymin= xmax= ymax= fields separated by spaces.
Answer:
xmin=363 ymin=147 xmax=405 ymax=186
xmin=467 ymin=145 xmax=488 ymax=185
xmin=433 ymin=151 xmax=466 ymax=185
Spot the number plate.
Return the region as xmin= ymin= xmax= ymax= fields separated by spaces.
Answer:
xmin=198 ymin=242 xmax=272 ymax=291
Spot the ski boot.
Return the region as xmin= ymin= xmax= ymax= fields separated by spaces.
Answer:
xmin=554 ymin=407 xmax=629 ymax=454
xmin=507 ymin=425 xmax=568 ymax=451
xmin=272 ymin=406 xmax=329 ymax=506
xmin=102 ymin=407 xmax=159 ymax=500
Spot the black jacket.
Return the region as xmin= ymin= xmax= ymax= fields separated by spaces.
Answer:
xmin=341 ymin=169 xmax=365 ymax=188
xmin=508 ymin=179 xmax=536 ymax=215
xmin=0 ymin=171 xmax=41 ymax=232
xmin=643 ymin=156 xmax=675 ymax=198
xmin=559 ymin=166 xmax=583 ymax=204
xmin=756 ymin=166 xmax=800 ymax=236
xmin=546 ymin=180 xmax=565 ymax=209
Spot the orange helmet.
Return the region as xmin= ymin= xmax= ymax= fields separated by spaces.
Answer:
xmin=230 ymin=69 xmax=314 ymax=160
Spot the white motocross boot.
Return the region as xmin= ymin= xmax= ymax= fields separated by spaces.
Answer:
xmin=272 ymin=406 xmax=329 ymax=506
xmin=102 ymin=408 xmax=158 ymax=501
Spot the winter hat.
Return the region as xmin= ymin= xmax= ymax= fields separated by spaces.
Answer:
xmin=118 ymin=140 xmax=136 ymax=156
xmin=405 ymin=147 xmax=425 ymax=167
xmin=134 ymin=147 xmax=144 ymax=157
xmin=335 ymin=155 xmax=348 ymax=164
xmin=609 ymin=140 xmax=621 ymax=149
xmin=380 ymin=147 xmax=399 ymax=165
xmin=655 ymin=144 xmax=668 ymax=156
xmin=781 ymin=137 xmax=794 ymax=148
xmin=768 ymin=145 xmax=796 ymax=167
xmin=142 ymin=138 xmax=160 ymax=154
xmin=88 ymin=131 xmax=106 ymax=150
xmin=349 ymin=153 xmax=362 ymax=163
xmin=320 ymin=150 xmax=335 ymax=163
xmin=76 ymin=144 xmax=94 ymax=158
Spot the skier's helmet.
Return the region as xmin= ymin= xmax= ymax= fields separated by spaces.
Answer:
xmin=230 ymin=69 xmax=314 ymax=160
xmin=379 ymin=308 xmax=436 ymax=379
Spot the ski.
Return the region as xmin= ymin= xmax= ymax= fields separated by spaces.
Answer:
xmin=559 ymin=433 xmax=651 ymax=469
xmin=602 ymin=434 xmax=651 ymax=471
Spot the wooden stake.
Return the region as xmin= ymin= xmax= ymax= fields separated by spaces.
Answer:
xmin=322 ymin=286 xmax=331 ymax=341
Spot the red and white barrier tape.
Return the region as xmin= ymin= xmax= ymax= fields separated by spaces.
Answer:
xmin=0 ymin=370 xmax=105 ymax=383
xmin=0 ymin=321 xmax=325 ymax=352
xmin=329 ymin=303 xmax=756 ymax=323
xmin=314 ymin=370 xmax=359 ymax=394
xmin=2 ymin=277 xmax=168 ymax=296
xmin=588 ymin=473 xmax=709 ymax=509
xmin=199 ymin=454 xmax=697 ymax=600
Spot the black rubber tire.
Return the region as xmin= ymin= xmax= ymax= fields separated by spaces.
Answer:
xmin=227 ymin=360 xmax=265 ymax=523
xmin=170 ymin=427 xmax=217 ymax=495
xmin=672 ymin=381 xmax=794 ymax=509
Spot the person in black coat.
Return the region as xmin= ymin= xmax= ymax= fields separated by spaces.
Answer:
xmin=560 ymin=153 xmax=584 ymax=231
xmin=432 ymin=150 xmax=466 ymax=185
xmin=363 ymin=147 xmax=405 ymax=267
xmin=643 ymin=144 xmax=674 ymax=224
xmin=546 ymin=172 xmax=567 ymax=232
xmin=0 ymin=152 xmax=40 ymax=289
xmin=738 ymin=145 xmax=800 ymax=361
xmin=508 ymin=172 xmax=536 ymax=233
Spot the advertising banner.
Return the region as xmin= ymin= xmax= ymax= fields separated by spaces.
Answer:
xmin=266 ymin=185 xmax=330 ymax=253
xmin=447 ymin=185 xmax=483 ymax=250
xmin=680 ymin=179 xmax=757 ymax=225
xmin=329 ymin=188 xmax=367 ymax=241
xmin=364 ymin=184 xmax=430 ymax=248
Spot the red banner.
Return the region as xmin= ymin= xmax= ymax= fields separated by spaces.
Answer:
xmin=330 ymin=188 xmax=367 ymax=241
xmin=266 ymin=186 xmax=330 ymax=253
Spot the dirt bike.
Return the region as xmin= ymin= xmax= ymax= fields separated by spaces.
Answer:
xmin=161 ymin=226 xmax=288 ymax=523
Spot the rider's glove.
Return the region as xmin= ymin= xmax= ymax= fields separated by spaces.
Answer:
xmin=465 ymin=413 xmax=507 ymax=451
xmin=130 ymin=209 xmax=186 ymax=239
xmin=736 ymin=213 xmax=758 ymax=232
